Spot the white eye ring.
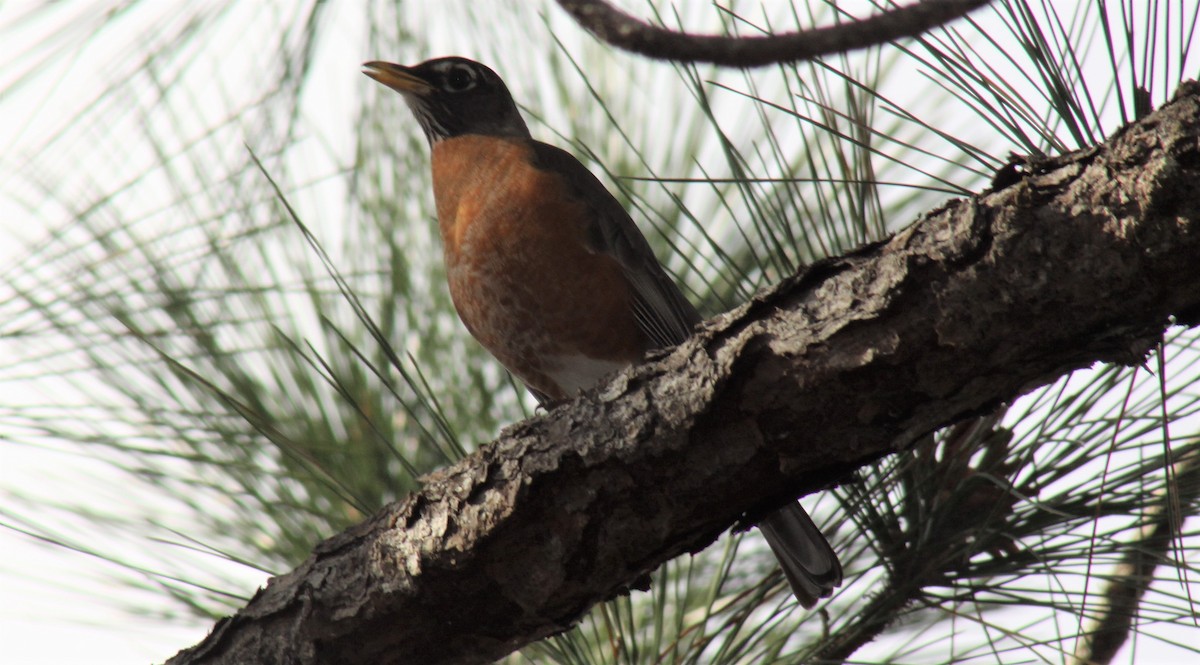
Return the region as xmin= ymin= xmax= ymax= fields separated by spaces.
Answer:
xmin=443 ymin=64 xmax=477 ymax=92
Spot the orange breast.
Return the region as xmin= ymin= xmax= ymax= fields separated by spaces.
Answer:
xmin=430 ymin=136 xmax=647 ymax=399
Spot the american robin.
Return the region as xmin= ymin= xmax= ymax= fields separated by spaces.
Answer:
xmin=363 ymin=56 xmax=842 ymax=607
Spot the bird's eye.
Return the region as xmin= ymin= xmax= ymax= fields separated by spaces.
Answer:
xmin=443 ymin=65 xmax=476 ymax=92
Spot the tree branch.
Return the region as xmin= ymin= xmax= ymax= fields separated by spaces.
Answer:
xmin=554 ymin=0 xmax=991 ymax=67
xmin=1071 ymin=442 xmax=1200 ymax=665
xmin=168 ymin=81 xmax=1200 ymax=665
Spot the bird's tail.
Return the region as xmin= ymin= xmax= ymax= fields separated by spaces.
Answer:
xmin=758 ymin=502 xmax=843 ymax=608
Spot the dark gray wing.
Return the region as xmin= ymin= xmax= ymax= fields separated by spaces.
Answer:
xmin=529 ymin=142 xmax=701 ymax=350
xmin=528 ymin=143 xmax=842 ymax=607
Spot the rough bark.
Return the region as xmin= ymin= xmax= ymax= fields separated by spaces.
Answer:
xmin=168 ymin=81 xmax=1200 ymax=665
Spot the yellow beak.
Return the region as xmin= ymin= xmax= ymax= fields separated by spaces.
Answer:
xmin=362 ymin=61 xmax=432 ymax=95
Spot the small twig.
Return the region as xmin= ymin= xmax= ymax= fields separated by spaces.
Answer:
xmin=554 ymin=0 xmax=992 ymax=67
xmin=1070 ymin=443 xmax=1200 ymax=665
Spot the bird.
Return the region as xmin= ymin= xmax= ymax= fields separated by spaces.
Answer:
xmin=363 ymin=56 xmax=842 ymax=607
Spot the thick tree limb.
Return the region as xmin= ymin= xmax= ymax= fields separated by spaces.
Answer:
xmin=168 ymin=82 xmax=1200 ymax=665
xmin=555 ymin=0 xmax=991 ymax=67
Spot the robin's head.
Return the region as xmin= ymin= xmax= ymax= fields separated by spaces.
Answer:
xmin=363 ymin=57 xmax=531 ymax=145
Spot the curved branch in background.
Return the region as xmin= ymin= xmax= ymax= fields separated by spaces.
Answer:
xmin=554 ymin=0 xmax=991 ymax=67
